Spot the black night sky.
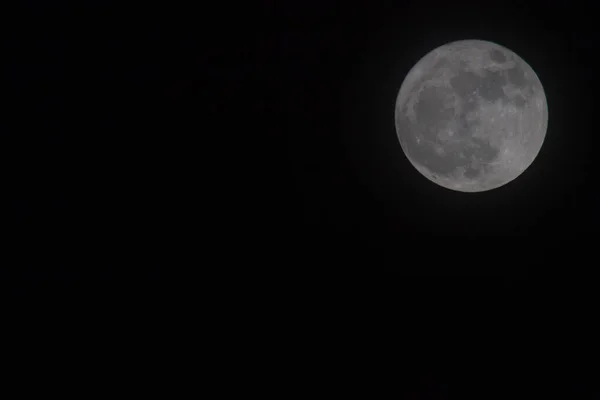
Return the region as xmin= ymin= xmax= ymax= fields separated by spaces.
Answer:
xmin=1 ymin=0 xmax=599 ymax=388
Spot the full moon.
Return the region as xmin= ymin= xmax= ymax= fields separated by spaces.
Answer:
xmin=394 ymin=40 xmax=548 ymax=192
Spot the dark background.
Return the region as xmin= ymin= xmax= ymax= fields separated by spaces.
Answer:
xmin=0 ymin=0 xmax=598 ymax=390
xmin=0 ymin=2 xmax=181 ymax=292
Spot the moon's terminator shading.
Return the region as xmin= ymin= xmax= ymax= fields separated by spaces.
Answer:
xmin=395 ymin=40 xmax=548 ymax=192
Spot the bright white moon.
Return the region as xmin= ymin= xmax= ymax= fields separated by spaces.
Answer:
xmin=394 ymin=39 xmax=548 ymax=192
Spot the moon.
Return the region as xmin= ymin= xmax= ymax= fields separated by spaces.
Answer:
xmin=394 ymin=40 xmax=548 ymax=192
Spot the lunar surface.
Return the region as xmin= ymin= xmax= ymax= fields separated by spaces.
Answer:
xmin=394 ymin=40 xmax=548 ymax=192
